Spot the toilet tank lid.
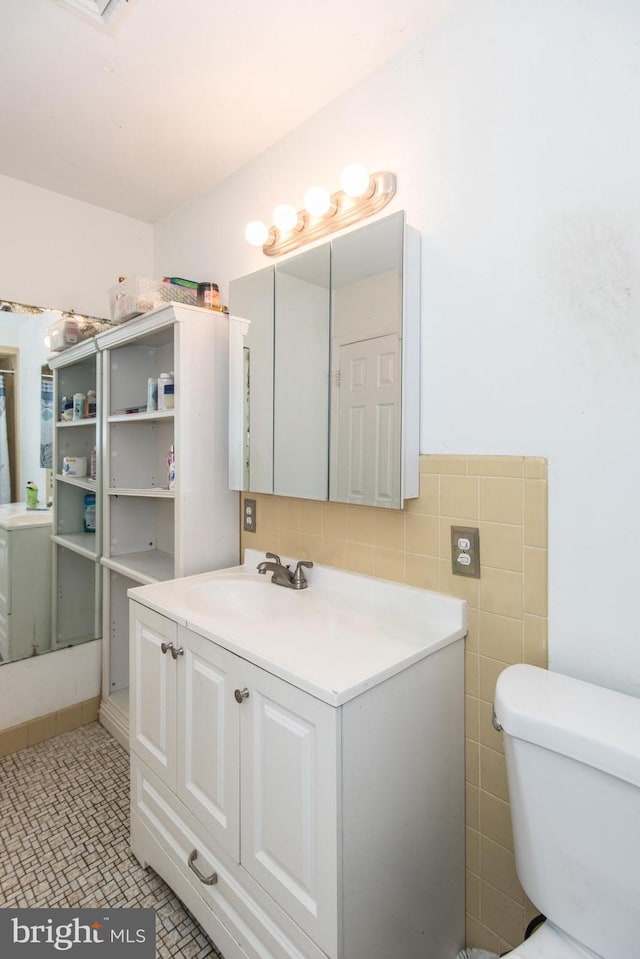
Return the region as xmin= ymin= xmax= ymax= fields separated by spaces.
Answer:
xmin=494 ymin=664 xmax=640 ymax=788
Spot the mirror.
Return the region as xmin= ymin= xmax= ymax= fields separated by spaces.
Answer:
xmin=0 ymin=305 xmax=56 ymax=665
xmin=274 ymin=244 xmax=330 ymax=499
xmin=229 ymin=210 xmax=419 ymax=508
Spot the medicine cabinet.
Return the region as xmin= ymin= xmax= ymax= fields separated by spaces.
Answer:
xmin=229 ymin=210 xmax=420 ymax=509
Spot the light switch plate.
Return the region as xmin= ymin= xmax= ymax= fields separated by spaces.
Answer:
xmin=450 ymin=525 xmax=480 ymax=578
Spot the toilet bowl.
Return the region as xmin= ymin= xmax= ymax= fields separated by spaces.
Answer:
xmin=494 ymin=664 xmax=640 ymax=959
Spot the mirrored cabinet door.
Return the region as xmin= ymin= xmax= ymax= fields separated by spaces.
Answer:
xmin=274 ymin=244 xmax=330 ymax=500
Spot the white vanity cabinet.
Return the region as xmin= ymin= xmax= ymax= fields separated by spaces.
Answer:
xmin=129 ymin=558 xmax=466 ymax=959
xmin=0 ymin=507 xmax=52 ymax=662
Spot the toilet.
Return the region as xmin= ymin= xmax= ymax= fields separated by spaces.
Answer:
xmin=493 ymin=663 xmax=640 ymax=959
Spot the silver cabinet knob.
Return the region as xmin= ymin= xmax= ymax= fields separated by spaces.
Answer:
xmin=234 ymin=687 xmax=250 ymax=703
xmin=170 ymin=646 xmax=184 ymax=660
xmin=160 ymin=642 xmax=174 ymax=655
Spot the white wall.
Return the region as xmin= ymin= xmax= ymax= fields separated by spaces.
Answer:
xmin=155 ymin=0 xmax=640 ymax=697
xmin=0 ymin=173 xmax=153 ymax=318
xmin=0 ymin=176 xmax=153 ymax=727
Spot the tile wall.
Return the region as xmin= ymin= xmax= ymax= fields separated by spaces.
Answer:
xmin=241 ymin=453 xmax=548 ymax=953
xmin=0 ymin=695 xmax=101 ymax=758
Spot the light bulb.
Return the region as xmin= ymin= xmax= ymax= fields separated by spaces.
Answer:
xmin=272 ymin=204 xmax=299 ymax=233
xmin=340 ymin=163 xmax=371 ymax=198
xmin=245 ymin=220 xmax=269 ymax=247
xmin=303 ymin=186 xmax=331 ymax=218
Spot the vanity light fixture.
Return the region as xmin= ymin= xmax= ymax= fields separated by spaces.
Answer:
xmin=245 ymin=166 xmax=396 ymax=257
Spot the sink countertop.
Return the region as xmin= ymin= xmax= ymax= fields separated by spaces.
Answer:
xmin=129 ymin=548 xmax=467 ymax=706
xmin=0 ymin=502 xmax=52 ymax=529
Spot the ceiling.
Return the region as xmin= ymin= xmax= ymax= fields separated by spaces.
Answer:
xmin=0 ymin=0 xmax=444 ymax=223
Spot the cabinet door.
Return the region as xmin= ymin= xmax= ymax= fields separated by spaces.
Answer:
xmin=239 ymin=662 xmax=339 ymax=957
xmin=129 ymin=603 xmax=177 ymax=788
xmin=175 ymin=626 xmax=240 ymax=863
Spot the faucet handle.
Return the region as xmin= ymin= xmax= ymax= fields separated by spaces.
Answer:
xmin=292 ymin=560 xmax=313 ymax=588
xmin=265 ymin=551 xmax=282 ymax=565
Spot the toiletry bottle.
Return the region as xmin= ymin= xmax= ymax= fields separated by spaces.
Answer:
xmin=167 ymin=445 xmax=176 ymax=490
xmin=26 ymin=481 xmax=38 ymax=509
xmin=147 ymin=377 xmax=158 ymax=412
xmin=86 ymin=389 xmax=97 ymax=418
xmin=83 ymin=493 xmax=96 ymax=532
xmin=158 ymin=372 xmax=174 ymax=410
xmin=90 ymin=446 xmax=97 ymax=481
xmin=73 ymin=392 xmax=86 ymax=421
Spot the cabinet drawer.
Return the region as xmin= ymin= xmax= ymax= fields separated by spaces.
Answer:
xmin=132 ymin=758 xmax=325 ymax=959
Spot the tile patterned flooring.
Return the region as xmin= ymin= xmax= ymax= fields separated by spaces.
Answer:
xmin=0 ymin=722 xmax=223 ymax=958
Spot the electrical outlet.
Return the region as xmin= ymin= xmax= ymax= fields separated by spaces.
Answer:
xmin=243 ymin=498 xmax=257 ymax=533
xmin=450 ymin=525 xmax=480 ymax=578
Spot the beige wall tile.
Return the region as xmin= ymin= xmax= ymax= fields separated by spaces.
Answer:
xmin=479 ymin=612 xmax=523 ymax=664
xmin=479 ymin=656 xmax=509 ymax=705
xmin=440 ymin=560 xmax=480 ymax=609
xmin=81 ymin=696 xmax=101 ymax=725
xmin=321 ymin=537 xmax=348 ymax=568
xmin=465 ymin=916 xmax=500 ymax=954
xmin=524 ymin=614 xmax=548 ymax=668
xmin=481 ymin=836 xmax=523 ymax=904
xmin=0 ymin=723 xmax=28 ymax=757
xmin=258 ymin=494 xmax=279 ymax=528
xmin=56 ymin=703 xmax=85 ymax=736
xmin=299 ymin=533 xmax=322 ymax=562
xmin=404 ymin=553 xmax=440 ymax=591
xmin=465 ymin=695 xmax=480 ymax=743
xmin=27 ymin=713 xmax=57 ymax=747
xmin=466 ymin=871 xmax=481 ymax=920
xmin=466 ymin=739 xmax=480 ymax=786
xmin=276 ymin=497 xmax=301 ymax=531
xmin=405 ymin=513 xmax=439 ymax=556
xmin=440 ymin=476 xmax=479 ymax=520
xmin=467 ymin=456 xmax=524 ymax=478
xmin=300 ymin=499 xmax=322 ymax=536
xmin=374 ymin=509 xmax=405 ymax=550
xmin=524 ymin=548 xmax=548 ymax=616
xmin=479 ymin=477 xmax=523 ymax=525
xmin=480 ymin=746 xmax=509 ymax=803
xmin=465 ymin=651 xmax=479 ymax=697
xmin=373 ymin=547 xmax=405 ymax=582
xmin=524 ymin=480 xmax=548 ymax=548
xmin=466 ymin=608 xmax=479 ymax=653
xmin=406 ymin=472 xmax=439 ymax=514
xmin=524 ymin=457 xmax=547 ymax=479
xmin=346 ymin=506 xmax=375 ymax=544
xmin=466 ymin=826 xmax=481 ymax=876
xmin=279 ymin=528 xmax=301 ymax=557
xmin=421 ymin=454 xmax=467 ymax=475
xmin=480 ymin=790 xmax=514 ymax=851
xmin=481 ymin=881 xmax=524 ymax=947
xmin=480 ymin=568 xmax=523 ymax=620
xmin=466 ymin=783 xmax=480 ymax=831
xmin=345 ymin=541 xmax=375 ymax=576
xmin=479 ymin=700 xmax=504 ymax=754
xmin=321 ymin=502 xmax=349 ymax=540
xmin=479 ymin=522 xmax=523 ymax=573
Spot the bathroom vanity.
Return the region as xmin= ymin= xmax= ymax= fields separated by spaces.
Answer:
xmin=128 ymin=551 xmax=466 ymax=959
xmin=0 ymin=503 xmax=52 ymax=663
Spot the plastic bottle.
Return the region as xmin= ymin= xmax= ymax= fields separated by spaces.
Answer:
xmin=86 ymin=390 xmax=97 ymax=418
xmin=26 ymin=481 xmax=38 ymax=509
xmin=73 ymin=392 xmax=86 ymax=421
xmin=147 ymin=377 xmax=158 ymax=412
xmin=83 ymin=493 xmax=96 ymax=532
xmin=158 ymin=372 xmax=174 ymax=410
xmin=90 ymin=446 xmax=97 ymax=481
xmin=167 ymin=445 xmax=176 ymax=490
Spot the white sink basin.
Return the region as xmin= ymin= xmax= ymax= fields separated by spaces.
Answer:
xmin=183 ymin=576 xmax=300 ymax=621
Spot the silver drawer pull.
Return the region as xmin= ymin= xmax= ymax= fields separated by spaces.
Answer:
xmin=170 ymin=646 xmax=184 ymax=660
xmin=160 ymin=642 xmax=174 ymax=655
xmin=188 ymin=849 xmax=218 ymax=886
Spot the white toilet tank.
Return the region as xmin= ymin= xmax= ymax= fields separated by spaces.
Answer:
xmin=494 ymin=664 xmax=640 ymax=959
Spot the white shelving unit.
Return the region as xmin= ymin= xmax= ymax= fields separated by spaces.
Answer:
xmin=49 ymin=339 xmax=102 ymax=652
xmin=97 ymin=304 xmax=239 ymax=748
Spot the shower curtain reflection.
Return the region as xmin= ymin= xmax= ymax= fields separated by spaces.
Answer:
xmin=0 ymin=373 xmax=11 ymax=504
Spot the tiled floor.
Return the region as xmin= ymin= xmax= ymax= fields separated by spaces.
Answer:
xmin=0 ymin=722 xmax=223 ymax=959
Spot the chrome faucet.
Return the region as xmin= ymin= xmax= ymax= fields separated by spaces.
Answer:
xmin=256 ymin=552 xmax=313 ymax=590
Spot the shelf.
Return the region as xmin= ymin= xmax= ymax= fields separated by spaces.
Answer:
xmin=55 ymin=474 xmax=96 ymax=492
xmin=52 ymin=532 xmax=99 ymax=561
xmin=56 ymin=418 xmax=98 ymax=428
xmin=102 ymin=549 xmax=174 ymax=584
xmin=108 ymin=409 xmax=174 ymax=424
xmin=107 ymin=487 xmax=174 ymax=498
xmin=107 ymin=687 xmax=130 ymax=716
